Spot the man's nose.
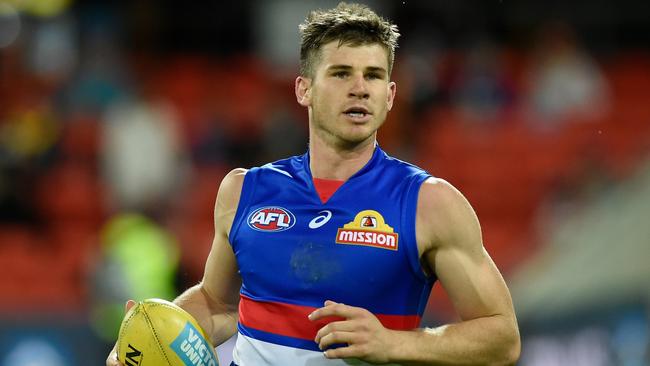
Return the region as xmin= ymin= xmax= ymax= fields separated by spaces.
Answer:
xmin=348 ymin=74 xmax=369 ymax=99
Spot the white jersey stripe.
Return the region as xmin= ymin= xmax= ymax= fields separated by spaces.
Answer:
xmin=232 ymin=332 xmax=400 ymax=366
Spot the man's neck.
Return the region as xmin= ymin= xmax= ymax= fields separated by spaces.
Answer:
xmin=308 ymin=133 xmax=376 ymax=181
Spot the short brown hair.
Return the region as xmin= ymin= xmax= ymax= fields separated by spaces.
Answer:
xmin=298 ymin=2 xmax=400 ymax=78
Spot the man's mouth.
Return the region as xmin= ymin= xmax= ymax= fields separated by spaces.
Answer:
xmin=343 ymin=107 xmax=371 ymax=119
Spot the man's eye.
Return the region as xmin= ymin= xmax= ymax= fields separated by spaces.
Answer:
xmin=366 ymin=73 xmax=381 ymax=80
xmin=333 ymin=72 xmax=347 ymax=78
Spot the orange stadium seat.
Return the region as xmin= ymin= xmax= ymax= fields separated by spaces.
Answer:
xmin=35 ymin=161 xmax=106 ymax=228
xmin=0 ymin=223 xmax=92 ymax=313
xmin=167 ymin=164 xmax=229 ymax=283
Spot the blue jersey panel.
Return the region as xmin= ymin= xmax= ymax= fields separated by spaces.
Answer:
xmin=229 ymin=147 xmax=435 ymax=317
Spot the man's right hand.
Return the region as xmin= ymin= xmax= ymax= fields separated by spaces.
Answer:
xmin=105 ymin=300 xmax=136 ymax=366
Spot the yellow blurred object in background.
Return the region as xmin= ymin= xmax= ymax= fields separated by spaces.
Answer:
xmin=6 ymin=0 xmax=72 ymax=18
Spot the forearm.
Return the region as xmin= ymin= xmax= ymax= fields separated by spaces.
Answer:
xmin=173 ymin=282 xmax=239 ymax=346
xmin=387 ymin=314 xmax=520 ymax=366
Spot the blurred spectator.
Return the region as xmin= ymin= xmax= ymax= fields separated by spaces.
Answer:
xmin=0 ymin=83 xmax=59 ymax=225
xmin=26 ymin=13 xmax=77 ymax=83
xmin=451 ymin=39 xmax=516 ymax=122
xmin=101 ymin=96 xmax=189 ymax=212
xmin=0 ymin=163 xmax=38 ymax=223
xmin=260 ymin=98 xmax=307 ymax=162
xmin=89 ymin=213 xmax=179 ymax=342
xmin=61 ymin=3 xmax=129 ymax=116
xmin=398 ymin=26 xmax=444 ymax=117
xmin=0 ymin=101 xmax=59 ymax=162
xmin=0 ymin=2 xmax=21 ymax=49
xmin=525 ymin=22 xmax=610 ymax=127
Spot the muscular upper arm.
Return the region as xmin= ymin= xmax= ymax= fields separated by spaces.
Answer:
xmin=416 ymin=178 xmax=516 ymax=322
xmin=200 ymin=168 xmax=246 ymax=309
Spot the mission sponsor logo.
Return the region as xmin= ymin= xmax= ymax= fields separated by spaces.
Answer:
xmin=336 ymin=210 xmax=398 ymax=250
xmin=247 ymin=206 xmax=296 ymax=232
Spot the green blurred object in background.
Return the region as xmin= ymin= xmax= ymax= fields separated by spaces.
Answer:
xmin=90 ymin=213 xmax=179 ymax=342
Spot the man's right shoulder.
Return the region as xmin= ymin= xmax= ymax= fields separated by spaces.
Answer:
xmin=218 ymin=153 xmax=301 ymax=199
xmin=223 ymin=168 xmax=248 ymax=184
xmin=216 ymin=168 xmax=248 ymax=208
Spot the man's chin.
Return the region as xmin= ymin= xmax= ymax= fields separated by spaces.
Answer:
xmin=336 ymin=131 xmax=376 ymax=148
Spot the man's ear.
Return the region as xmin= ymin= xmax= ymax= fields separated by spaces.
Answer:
xmin=295 ymin=76 xmax=312 ymax=107
xmin=386 ymin=81 xmax=397 ymax=111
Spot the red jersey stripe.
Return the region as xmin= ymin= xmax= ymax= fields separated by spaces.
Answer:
xmin=238 ymin=294 xmax=421 ymax=340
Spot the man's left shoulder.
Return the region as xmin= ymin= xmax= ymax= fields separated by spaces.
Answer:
xmin=382 ymin=153 xmax=430 ymax=179
xmin=416 ymin=177 xmax=482 ymax=251
xmin=417 ymin=177 xmax=463 ymax=212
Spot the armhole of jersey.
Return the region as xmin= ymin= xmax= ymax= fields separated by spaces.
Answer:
xmin=401 ymin=172 xmax=434 ymax=282
xmin=228 ymin=168 xmax=258 ymax=250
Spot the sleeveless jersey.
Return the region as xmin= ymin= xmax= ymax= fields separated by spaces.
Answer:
xmin=228 ymin=146 xmax=436 ymax=365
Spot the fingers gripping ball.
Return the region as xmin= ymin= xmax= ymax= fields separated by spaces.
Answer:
xmin=117 ymin=299 xmax=219 ymax=366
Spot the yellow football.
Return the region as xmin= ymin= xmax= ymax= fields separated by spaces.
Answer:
xmin=117 ymin=298 xmax=219 ymax=366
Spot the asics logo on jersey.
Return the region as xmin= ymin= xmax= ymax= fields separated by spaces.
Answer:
xmin=308 ymin=210 xmax=332 ymax=229
xmin=248 ymin=207 xmax=296 ymax=232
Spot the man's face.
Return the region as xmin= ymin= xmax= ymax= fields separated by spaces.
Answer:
xmin=297 ymin=41 xmax=396 ymax=148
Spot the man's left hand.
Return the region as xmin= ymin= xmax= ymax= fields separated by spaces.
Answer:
xmin=309 ymin=300 xmax=395 ymax=363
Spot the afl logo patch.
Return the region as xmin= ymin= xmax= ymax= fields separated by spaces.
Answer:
xmin=247 ymin=206 xmax=296 ymax=232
